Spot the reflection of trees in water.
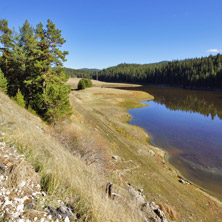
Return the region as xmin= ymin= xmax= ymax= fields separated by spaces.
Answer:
xmin=150 ymin=89 xmax=222 ymax=120
xmin=121 ymin=87 xmax=222 ymax=120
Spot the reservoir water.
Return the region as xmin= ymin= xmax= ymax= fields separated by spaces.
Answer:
xmin=126 ymin=86 xmax=222 ymax=198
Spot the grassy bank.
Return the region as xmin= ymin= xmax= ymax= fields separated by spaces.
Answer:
xmin=0 ymin=91 xmax=145 ymax=222
xmin=1 ymin=78 xmax=222 ymax=221
xmin=66 ymin=78 xmax=222 ymax=221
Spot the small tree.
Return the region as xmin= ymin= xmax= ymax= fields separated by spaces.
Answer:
xmin=14 ymin=89 xmax=26 ymax=108
xmin=85 ymin=79 xmax=93 ymax=88
xmin=39 ymin=81 xmax=72 ymax=123
xmin=0 ymin=69 xmax=8 ymax=93
xmin=78 ymin=79 xmax=86 ymax=90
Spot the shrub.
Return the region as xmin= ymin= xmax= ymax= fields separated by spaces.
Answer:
xmin=78 ymin=79 xmax=86 ymax=90
xmin=14 ymin=89 xmax=26 ymax=108
xmin=0 ymin=69 xmax=8 ymax=93
xmin=78 ymin=79 xmax=93 ymax=90
xmin=85 ymin=79 xmax=93 ymax=88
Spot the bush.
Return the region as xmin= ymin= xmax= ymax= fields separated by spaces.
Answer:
xmin=0 ymin=69 xmax=8 ymax=93
xmin=85 ymin=79 xmax=93 ymax=88
xmin=78 ymin=79 xmax=86 ymax=90
xmin=14 ymin=89 xmax=26 ymax=108
xmin=78 ymin=79 xmax=93 ymax=90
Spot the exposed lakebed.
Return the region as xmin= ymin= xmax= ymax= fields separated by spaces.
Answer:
xmin=126 ymin=86 xmax=222 ymax=198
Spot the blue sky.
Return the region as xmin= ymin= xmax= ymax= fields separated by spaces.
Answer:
xmin=1 ymin=0 xmax=222 ymax=69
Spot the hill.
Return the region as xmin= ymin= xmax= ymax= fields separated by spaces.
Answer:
xmin=94 ymin=55 xmax=222 ymax=89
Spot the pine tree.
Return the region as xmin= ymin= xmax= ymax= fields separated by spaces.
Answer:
xmin=0 ymin=19 xmax=72 ymax=122
xmin=30 ymin=19 xmax=71 ymax=121
xmin=0 ymin=19 xmax=13 ymax=84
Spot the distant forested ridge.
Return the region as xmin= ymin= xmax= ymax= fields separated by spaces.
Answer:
xmin=94 ymin=55 xmax=222 ymax=89
xmin=64 ymin=67 xmax=98 ymax=78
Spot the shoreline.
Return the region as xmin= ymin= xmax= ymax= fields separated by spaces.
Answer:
xmin=99 ymin=81 xmax=222 ymax=92
xmin=126 ymin=99 xmax=222 ymax=203
xmin=67 ymin=78 xmax=222 ymax=221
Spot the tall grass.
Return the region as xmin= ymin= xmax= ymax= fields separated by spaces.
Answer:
xmin=0 ymin=92 xmax=143 ymax=221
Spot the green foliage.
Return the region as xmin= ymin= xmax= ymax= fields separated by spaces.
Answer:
xmin=0 ymin=19 xmax=72 ymax=123
xmin=95 ymin=55 xmax=222 ymax=89
xmin=40 ymin=82 xmax=72 ymax=123
xmin=78 ymin=79 xmax=86 ymax=90
xmin=85 ymin=79 xmax=93 ymax=87
xmin=78 ymin=79 xmax=93 ymax=90
xmin=0 ymin=69 xmax=7 ymax=93
xmin=14 ymin=89 xmax=26 ymax=108
xmin=64 ymin=67 xmax=95 ymax=78
xmin=28 ymin=105 xmax=37 ymax=115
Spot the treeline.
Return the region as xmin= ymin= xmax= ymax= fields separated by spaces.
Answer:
xmin=94 ymin=55 xmax=222 ymax=89
xmin=0 ymin=19 xmax=71 ymax=122
xmin=64 ymin=67 xmax=94 ymax=79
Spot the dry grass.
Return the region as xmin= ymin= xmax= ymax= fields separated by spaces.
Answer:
xmin=157 ymin=202 xmax=178 ymax=220
xmin=0 ymin=91 xmax=145 ymax=221
xmin=66 ymin=77 xmax=141 ymax=90
xmin=7 ymin=160 xmax=40 ymax=189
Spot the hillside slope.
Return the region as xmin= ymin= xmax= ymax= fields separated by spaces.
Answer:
xmin=0 ymin=92 xmax=147 ymax=221
xmin=1 ymin=80 xmax=222 ymax=221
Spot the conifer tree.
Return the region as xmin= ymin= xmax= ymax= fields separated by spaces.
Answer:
xmin=31 ymin=19 xmax=71 ymax=121
xmin=0 ymin=19 xmax=72 ymax=122
xmin=0 ymin=19 xmax=13 ymax=85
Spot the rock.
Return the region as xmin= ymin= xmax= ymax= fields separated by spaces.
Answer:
xmin=111 ymin=192 xmax=121 ymax=200
xmin=149 ymin=202 xmax=168 ymax=222
xmin=149 ymin=150 xmax=156 ymax=156
xmin=65 ymin=203 xmax=74 ymax=214
xmin=177 ymin=175 xmax=190 ymax=184
xmin=24 ymin=200 xmax=35 ymax=210
xmin=138 ymin=188 xmax=143 ymax=193
xmin=112 ymin=155 xmax=119 ymax=160
xmin=64 ymin=216 xmax=70 ymax=222
xmin=128 ymin=186 xmax=146 ymax=206
xmin=179 ymin=179 xmax=185 ymax=184
xmin=45 ymin=206 xmax=59 ymax=218
xmin=0 ymin=164 xmax=6 ymax=174
xmin=128 ymin=185 xmax=167 ymax=222
xmin=56 ymin=205 xmax=74 ymax=218
xmin=47 ymin=215 xmax=52 ymax=220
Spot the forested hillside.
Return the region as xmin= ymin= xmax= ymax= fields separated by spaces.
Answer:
xmin=64 ymin=67 xmax=95 ymax=78
xmin=95 ymin=55 xmax=222 ymax=89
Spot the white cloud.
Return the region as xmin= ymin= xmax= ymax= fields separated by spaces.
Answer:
xmin=207 ymin=49 xmax=220 ymax=53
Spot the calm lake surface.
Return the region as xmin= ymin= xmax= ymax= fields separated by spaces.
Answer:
xmin=126 ymin=86 xmax=222 ymax=198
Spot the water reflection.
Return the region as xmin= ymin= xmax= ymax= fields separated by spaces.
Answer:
xmin=129 ymin=86 xmax=222 ymax=120
xmin=122 ymin=86 xmax=222 ymax=198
